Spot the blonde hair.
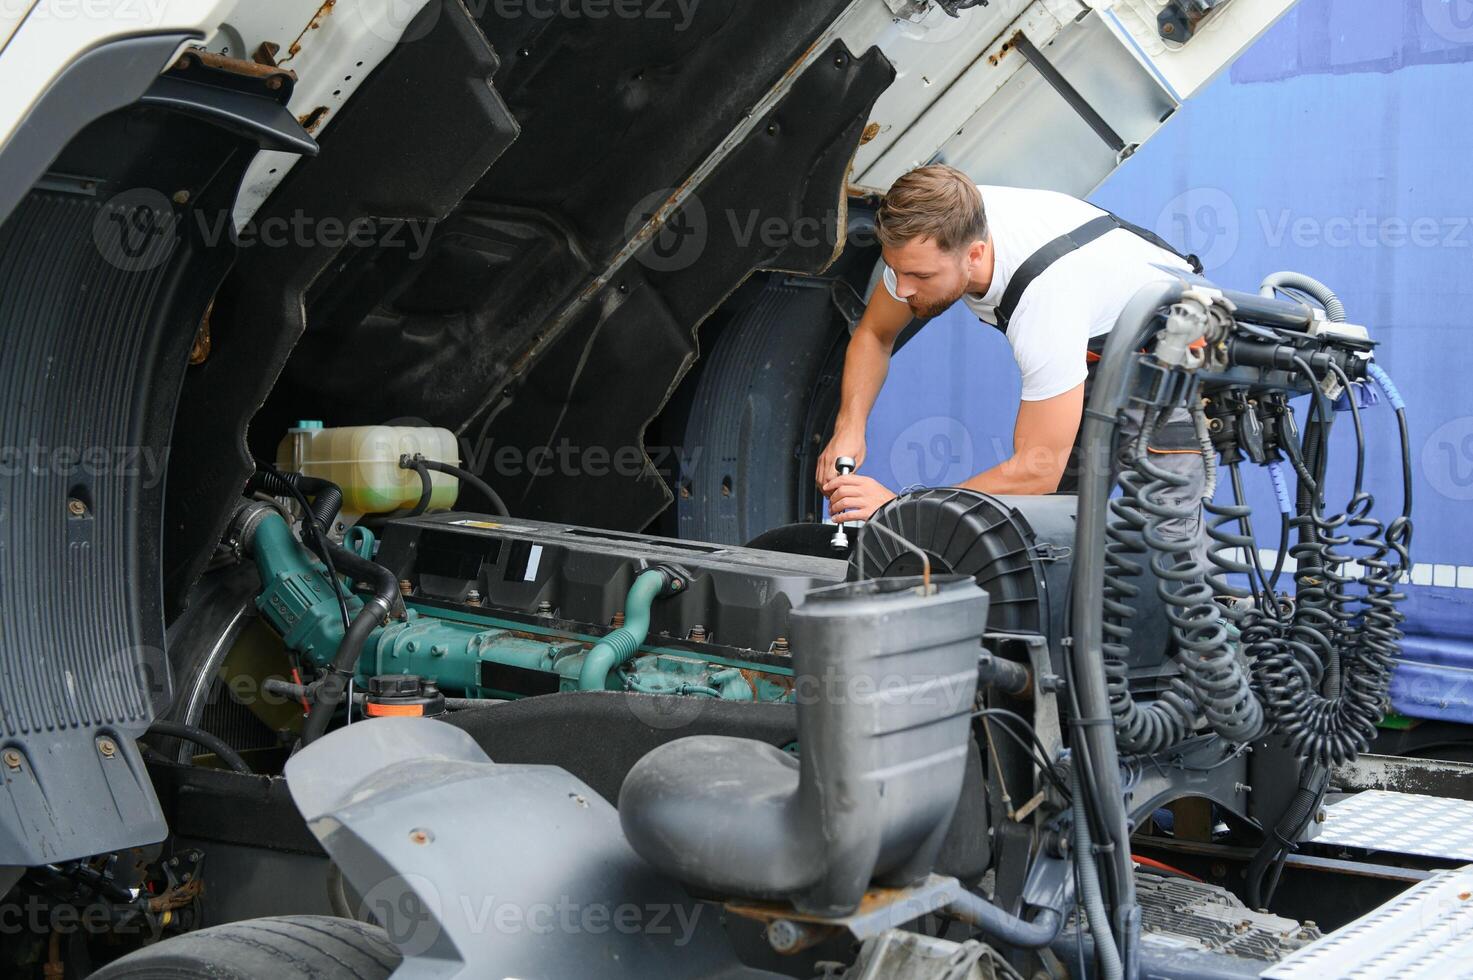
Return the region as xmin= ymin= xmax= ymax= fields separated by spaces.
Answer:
xmin=876 ymin=164 xmax=988 ymax=253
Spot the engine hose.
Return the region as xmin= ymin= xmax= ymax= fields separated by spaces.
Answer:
xmin=1134 ymin=409 xmax=1263 ymax=742
xmin=1245 ymin=762 xmax=1329 ymax=910
xmin=359 ymin=458 xmax=434 ymax=529
xmin=301 ymin=594 xmax=391 ymax=745
xmin=1072 ymin=764 xmax=1123 ymax=980
xmin=145 ymin=720 xmax=252 ymax=775
xmin=1103 ymin=466 xmax=1198 ymax=753
xmin=577 ymin=569 xmax=670 ymax=691
xmin=941 ymin=893 xmax=1063 ymax=951
xmin=416 ymin=456 xmax=510 ymax=517
xmin=250 ymin=469 xmax=343 ymax=534
xmin=1258 ymin=271 xmax=1346 ymax=323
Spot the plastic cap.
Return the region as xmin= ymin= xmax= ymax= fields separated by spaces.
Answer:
xmin=295 ymin=420 xmax=324 ymax=430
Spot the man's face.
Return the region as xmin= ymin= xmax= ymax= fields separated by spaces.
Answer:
xmin=883 ymin=236 xmax=974 ymax=319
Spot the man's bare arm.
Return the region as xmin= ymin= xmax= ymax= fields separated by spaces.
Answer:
xmin=815 ymin=287 xmax=915 ymax=484
xmin=957 ymin=384 xmax=1084 ymax=495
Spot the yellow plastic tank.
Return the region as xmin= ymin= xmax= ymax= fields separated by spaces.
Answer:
xmin=276 ymin=421 xmax=462 ymax=517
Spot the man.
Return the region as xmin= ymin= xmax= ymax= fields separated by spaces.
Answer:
xmin=818 ymin=164 xmax=1203 ymax=524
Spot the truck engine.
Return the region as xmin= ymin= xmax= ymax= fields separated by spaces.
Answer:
xmin=107 ymin=271 xmax=1415 ymax=980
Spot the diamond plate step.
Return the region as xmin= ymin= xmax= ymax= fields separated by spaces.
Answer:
xmin=1316 ymin=789 xmax=1473 ymax=861
xmin=1264 ymin=865 xmax=1473 ymax=979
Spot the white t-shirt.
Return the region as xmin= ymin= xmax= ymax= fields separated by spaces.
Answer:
xmin=882 ymin=184 xmax=1192 ymax=401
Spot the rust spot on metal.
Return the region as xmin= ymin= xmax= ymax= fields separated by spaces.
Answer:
xmin=988 ymin=36 xmax=1017 ymax=67
xmin=189 ymin=301 xmax=213 ymax=366
xmin=859 ymin=121 xmax=881 ymax=145
xmin=298 ymin=106 xmax=331 ymax=133
xmin=180 ymin=48 xmax=296 ymax=83
xmin=253 ymin=41 xmax=281 ymax=68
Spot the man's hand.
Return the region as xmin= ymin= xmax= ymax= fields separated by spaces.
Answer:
xmin=823 ymin=474 xmax=896 ymax=523
xmin=816 ymin=429 xmax=867 ymax=488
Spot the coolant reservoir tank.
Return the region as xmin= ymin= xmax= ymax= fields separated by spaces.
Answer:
xmin=277 ymin=421 xmax=462 ymax=516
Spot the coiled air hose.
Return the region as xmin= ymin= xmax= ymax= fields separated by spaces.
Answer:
xmin=1134 ymin=408 xmax=1263 ymax=743
xmin=1103 ymin=466 xmax=1198 ymax=753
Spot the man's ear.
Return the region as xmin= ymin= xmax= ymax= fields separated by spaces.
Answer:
xmin=968 ymin=238 xmax=989 ymax=266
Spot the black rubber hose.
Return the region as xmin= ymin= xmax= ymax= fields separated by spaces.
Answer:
xmin=299 ymin=540 xmax=402 ymax=745
xmin=1072 ymin=281 xmax=1188 ymax=969
xmin=146 ymin=720 xmax=252 ymax=775
xmin=359 ymin=458 xmax=434 ymax=529
xmin=250 ymin=469 xmax=343 ymax=534
xmin=301 ymin=596 xmax=390 ymax=746
xmin=416 ymin=457 xmax=510 ymax=517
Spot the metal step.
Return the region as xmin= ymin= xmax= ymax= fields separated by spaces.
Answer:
xmin=1264 ymin=864 xmax=1473 ymax=979
xmin=1314 ymin=789 xmax=1473 ymax=861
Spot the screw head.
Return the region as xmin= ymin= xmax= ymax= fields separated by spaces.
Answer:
xmin=3 ymin=750 xmax=21 ymax=769
xmin=67 ymin=498 xmax=87 ymax=517
xmin=409 ymin=828 xmax=433 ymax=845
xmin=98 ymin=739 xmax=117 ymax=758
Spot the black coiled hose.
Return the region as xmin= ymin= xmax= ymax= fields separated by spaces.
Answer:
xmin=1133 ymin=409 xmax=1263 ymax=743
xmin=1103 ymin=466 xmax=1198 ymax=753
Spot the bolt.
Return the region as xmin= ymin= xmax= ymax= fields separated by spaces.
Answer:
xmin=67 ymin=498 xmax=86 ymax=517
xmin=409 ymin=828 xmax=433 ymax=845
xmin=3 ymin=750 xmax=20 ymax=769
xmin=1162 ymin=22 xmax=1175 ymax=34
xmin=689 ymin=625 xmax=708 ymax=642
xmin=399 ymin=579 xmax=413 ymax=595
xmin=772 ymin=637 xmax=790 ymax=655
xmin=98 ymin=739 xmax=116 ymax=758
xmin=1316 ymin=809 xmax=1327 ymax=823
xmin=612 ymin=611 xmax=626 ymax=628
xmin=767 ymin=919 xmax=804 ymax=954
xmin=266 ymin=75 xmax=284 ymax=91
xmin=1210 ymin=862 xmax=1227 ymax=879
xmin=537 ymin=600 xmax=554 ymax=615
xmin=466 ymin=590 xmax=482 ymax=606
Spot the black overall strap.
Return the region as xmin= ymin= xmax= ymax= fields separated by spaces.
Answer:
xmin=993 ymin=211 xmax=1203 ymax=331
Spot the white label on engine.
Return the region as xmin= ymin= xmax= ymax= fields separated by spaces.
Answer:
xmin=524 ymin=545 xmax=543 ymax=582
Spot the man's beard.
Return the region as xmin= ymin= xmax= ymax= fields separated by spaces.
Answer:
xmin=906 ymin=284 xmax=967 ymax=319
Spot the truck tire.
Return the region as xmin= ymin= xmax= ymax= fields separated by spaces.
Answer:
xmin=90 ymin=915 xmax=401 ymax=980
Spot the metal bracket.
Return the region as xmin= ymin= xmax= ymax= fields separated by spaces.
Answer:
xmin=1011 ymin=32 xmax=1128 ymax=155
xmin=728 ymin=875 xmax=971 ymax=954
xmin=1158 ymin=0 xmax=1232 ymax=44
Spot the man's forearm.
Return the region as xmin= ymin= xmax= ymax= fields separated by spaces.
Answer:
xmin=957 ymin=451 xmax=1065 ymax=496
xmin=834 ymin=329 xmax=892 ymax=432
